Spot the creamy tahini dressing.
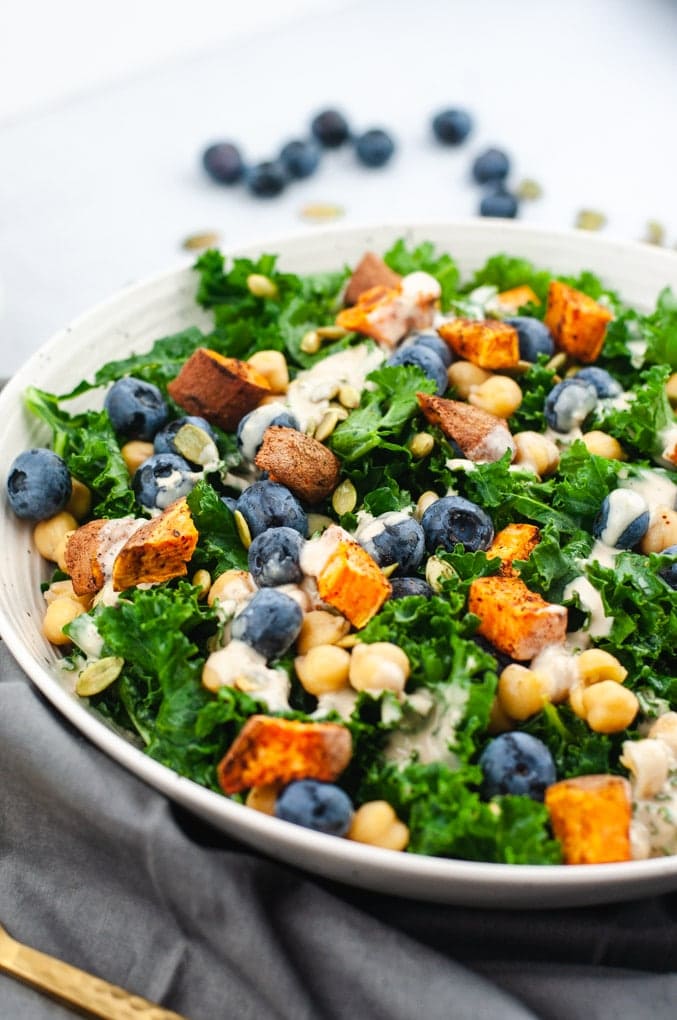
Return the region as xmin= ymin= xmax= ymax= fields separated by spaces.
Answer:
xmin=354 ymin=510 xmax=411 ymax=545
xmin=623 ymin=721 xmax=677 ymax=858
xmin=562 ymin=575 xmax=613 ymax=640
xmin=598 ymin=489 xmax=649 ymax=547
xmin=203 ymin=639 xmax=291 ymax=711
xmin=619 ymin=468 xmax=677 ymax=512
xmin=366 ymin=272 xmax=441 ymax=347
xmin=237 ymin=403 xmax=288 ymax=462
xmin=385 ymin=685 xmax=469 ymax=767
xmin=312 ymin=687 xmax=360 ymax=721
xmin=299 ymin=523 xmax=351 ymax=578
xmin=285 ymin=344 xmax=384 ymax=432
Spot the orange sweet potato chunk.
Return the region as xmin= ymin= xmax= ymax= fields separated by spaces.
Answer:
xmin=437 ymin=318 xmax=520 ymax=370
xmin=544 ymin=281 xmax=613 ymax=363
xmin=317 ymin=539 xmax=391 ymax=629
xmin=112 ymin=497 xmax=198 ymax=590
xmin=488 ymin=523 xmax=540 ymax=576
xmin=217 ymin=715 xmax=352 ymax=794
xmin=468 ymin=575 xmax=567 ymax=660
xmin=545 ymin=775 xmax=632 ymax=864
xmin=495 ymin=285 xmax=541 ymax=313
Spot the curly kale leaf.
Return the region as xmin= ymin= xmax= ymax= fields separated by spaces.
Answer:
xmin=594 ymin=364 xmax=673 ymax=460
xmin=186 ymin=478 xmax=248 ymax=576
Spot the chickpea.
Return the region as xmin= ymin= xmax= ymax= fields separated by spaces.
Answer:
xmin=497 ymin=664 xmax=549 ymax=721
xmin=568 ymin=683 xmax=587 ymax=719
xmin=581 ymin=431 xmax=626 ymax=461
xmin=487 ymin=696 xmax=513 ymax=734
xmin=513 ymin=431 xmax=560 ymax=477
xmin=349 ymin=642 xmax=410 ymax=695
xmin=447 ymin=360 xmax=491 ymax=399
xmin=582 ymin=681 xmax=639 ymax=733
xmin=348 ymin=801 xmax=409 ymax=851
xmin=247 ymin=350 xmax=289 ymax=394
xmin=43 ymin=597 xmax=85 ymax=645
xmin=648 ymin=712 xmax=677 ymax=754
xmin=121 ymin=440 xmax=154 ymax=475
xmin=33 ymin=511 xmax=78 ymax=563
xmin=245 ymin=784 xmax=279 ymax=815
xmin=577 ymin=648 xmax=627 ymax=687
xmin=296 ymin=610 xmax=351 ymax=653
xmin=295 ymin=644 xmax=351 ymax=696
xmin=639 ymin=506 xmax=677 ymax=554
xmin=468 ymin=376 xmax=523 ymax=418
xmin=65 ymin=478 xmax=92 ymax=521
xmin=207 ymin=569 xmax=256 ymax=608
xmin=44 ymin=579 xmax=92 ymax=610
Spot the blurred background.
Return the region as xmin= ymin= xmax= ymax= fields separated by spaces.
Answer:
xmin=1 ymin=0 xmax=676 ymax=376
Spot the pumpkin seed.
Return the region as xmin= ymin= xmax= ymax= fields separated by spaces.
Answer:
xmin=234 ymin=509 xmax=252 ymax=549
xmin=315 ymin=409 xmax=341 ymax=442
xmin=316 ymin=325 xmax=349 ymax=340
xmin=299 ymin=202 xmax=345 ymax=223
xmin=381 ymin=562 xmax=399 ymax=578
xmin=300 ymin=330 xmax=321 ymax=354
xmin=192 ymin=569 xmax=212 ymax=599
xmin=247 ymin=273 xmax=279 ymax=299
xmin=415 ymin=490 xmax=439 ymax=520
xmin=182 ymin=230 xmax=221 ymax=251
xmin=307 ymin=513 xmax=334 ymax=535
xmin=173 ymin=423 xmax=219 ymax=466
xmin=516 ymin=179 xmax=543 ymax=201
xmin=408 ymin=432 xmax=434 ymax=459
xmin=545 ymin=352 xmax=567 ymax=373
xmin=575 ymin=209 xmax=606 ymax=231
xmin=425 ymin=556 xmax=457 ymax=593
xmin=76 ymin=656 xmax=125 ymax=697
xmin=644 ymin=220 xmax=666 ymax=246
xmin=332 ymin=479 xmax=357 ymax=516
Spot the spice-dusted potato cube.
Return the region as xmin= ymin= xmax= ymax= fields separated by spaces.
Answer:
xmin=167 ymin=347 xmax=271 ymax=431
xmin=344 ymin=251 xmax=401 ymax=306
xmin=417 ymin=393 xmax=515 ymax=463
xmin=544 ymin=281 xmax=613 ymax=364
xmin=112 ymin=497 xmax=198 ymax=590
xmin=545 ymin=774 xmax=633 ymax=864
xmin=493 ymin=285 xmax=541 ymax=313
xmin=437 ymin=318 xmax=520 ymax=370
xmin=336 ymin=273 xmax=440 ymax=349
xmin=468 ymin=575 xmax=567 ymax=660
xmin=317 ymin=539 xmax=391 ymax=629
xmin=488 ymin=523 xmax=540 ymax=575
xmin=254 ymin=426 xmax=341 ymax=504
xmin=217 ymin=715 xmax=352 ymax=794
xmin=63 ymin=519 xmax=108 ymax=596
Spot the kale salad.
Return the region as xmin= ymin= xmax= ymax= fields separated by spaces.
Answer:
xmin=9 ymin=238 xmax=677 ymax=867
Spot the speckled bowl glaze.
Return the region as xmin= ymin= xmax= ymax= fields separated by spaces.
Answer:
xmin=2 ymin=220 xmax=677 ymax=908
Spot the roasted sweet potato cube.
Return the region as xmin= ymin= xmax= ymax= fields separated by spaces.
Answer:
xmin=167 ymin=347 xmax=270 ymax=431
xmin=317 ymin=539 xmax=391 ymax=629
xmin=437 ymin=318 xmax=520 ymax=370
xmin=254 ymin=426 xmax=341 ymax=504
xmin=545 ymin=775 xmax=632 ymax=864
xmin=64 ymin=519 xmax=108 ymax=596
xmin=417 ymin=393 xmax=515 ymax=463
xmin=217 ymin=715 xmax=352 ymax=794
xmin=488 ymin=523 xmax=540 ymax=575
xmin=494 ymin=285 xmax=541 ymax=313
xmin=112 ymin=497 xmax=198 ymax=590
xmin=544 ymin=281 xmax=613 ymax=364
xmin=468 ymin=575 xmax=567 ymax=660
xmin=344 ymin=251 xmax=401 ymax=306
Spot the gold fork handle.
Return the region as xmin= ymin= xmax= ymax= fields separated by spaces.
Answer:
xmin=3 ymin=940 xmax=187 ymax=1019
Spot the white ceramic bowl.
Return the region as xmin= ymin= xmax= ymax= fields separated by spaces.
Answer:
xmin=2 ymin=220 xmax=677 ymax=909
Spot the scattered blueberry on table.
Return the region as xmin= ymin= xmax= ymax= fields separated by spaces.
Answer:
xmin=479 ymin=189 xmax=519 ymax=219
xmin=472 ymin=147 xmax=511 ymax=185
xmin=354 ymin=128 xmax=396 ymax=168
xmin=310 ymin=108 xmax=351 ymax=148
xmin=279 ymin=138 xmax=321 ymax=180
xmin=431 ymin=108 xmax=473 ymax=145
xmin=202 ymin=141 xmax=246 ymax=184
xmin=246 ymin=160 xmax=287 ymax=198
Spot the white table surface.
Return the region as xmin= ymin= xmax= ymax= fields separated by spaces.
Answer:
xmin=2 ymin=0 xmax=677 ymax=378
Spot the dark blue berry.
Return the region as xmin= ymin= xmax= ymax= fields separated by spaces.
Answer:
xmin=387 ymin=345 xmax=447 ymax=395
xmin=659 ymin=545 xmax=677 ymax=589
xmin=154 ymin=416 xmax=217 ymax=463
xmin=575 ymin=366 xmax=623 ymax=398
xmin=246 ymin=161 xmax=286 ymax=198
xmin=231 ymin=588 xmax=303 ymax=660
xmin=355 ymin=129 xmax=395 ymax=168
xmin=472 ymin=147 xmax=510 ymax=184
xmin=248 ymin=526 xmax=304 ymax=587
xmin=388 ymin=577 xmax=434 ymax=599
xmin=132 ymin=452 xmax=196 ymax=510
xmin=413 ymin=332 xmax=453 ymax=368
xmin=592 ymin=489 xmax=650 ymax=549
xmin=310 ymin=109 xmax=350 ymax=148
xmin=104 ymin=377 xmax=169 ymax=441
xmin=479 ymin=732 xmax=556 ymax=801
xmin=279 ymin=139 xmax=321 ymax=179
xmin=479 ymin=190 xmax=518 ymax=218
xmin=421 ymin=495 xmax=494 ymax=553
xmin=358 ymin=515 xmax=426 ymax=577
xmin=201 ymin=142 xmax=245 ymax=184
xmin=275 ymin=780 xmax=353 ymax=836
xmin=6 ymin=448 xmax=72 ymax=521
xmin=236 ymin=480 xmax=307 ymax=539
xmin=504 ymin=316 xmax=554 ymax=362
xmin=221 ymin=495 xmax=238 ymax=513
xmin=237 ymin=406 xmax=300 ymax=462
xmin=431 ymin=108 xmax=473 ymax=145
xmin=544 ymin=378 xmax=597 ymax=433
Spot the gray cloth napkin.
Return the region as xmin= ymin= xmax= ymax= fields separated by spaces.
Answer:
xmin=2 ymin=639 xmax=677 ymax=1020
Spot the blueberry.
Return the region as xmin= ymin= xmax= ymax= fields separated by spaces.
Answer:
xmin=279 ymin=139 xmax=321 ymax=179
xmin=154 ymin=416 xmax=218 ymax=464
xmin=431 ymin=108 xmax=473 ymax=145
xmin=248 ymin=526 xmax=304 ymax=587
xmin=472 ymin=147 xmax=510 ymax=185
xmin=544 ymin=378 xmax=598 ymax=433
xmin=388 ymin=577 xmax=434 ymax=599
xmin=236 ymin=480 xmax=307 ymax=539
xmin=659 ymin=545 xmax=677 ymax=589
xmin=592 ymin=489 xmax=650 ymax=549
xmin=504 ymin=316 xmax=554 ymax=362
xmin=310 ymin=109 xmax=351 ymax=148
xmin=246 ymin=161 xmax=287 ymax=198
xmin=479 ymin=190 xmax=519 ymax=219
xmin=479 ymin=732 xmax=556 ymax=801
xmin=231 ymin=588 xmax=303 ymax=660
xmin=275 ymin=780 xmax=353 ymax=836
xmin=221 ymin=495 xmax=238 ymax=513
xmin=6 ymin=448 xmax=72 ymax=521
xmin=412 ymin=331 xmax=453 ymax=368
xmin=575 ymin=366 xmax=623 ymax=398
xmin=132 ymin=452 xmax=196 ymax=510
xmin=387 ymin=345 xmax=448 ymax=395
xmin=421 ymin=496 xmax=494 ymax=553
xmin=104 ymin=377 xmax=169 ymax=441
xmin=237 ymin=406 xmax=300 ymax=463
xmin=358 ymin=514 xmax=426 ymax=576
xmin=354 ymin=129 xmax=396 ymax=168
xmin=201 ymin=142 xmax=245 ymax=184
